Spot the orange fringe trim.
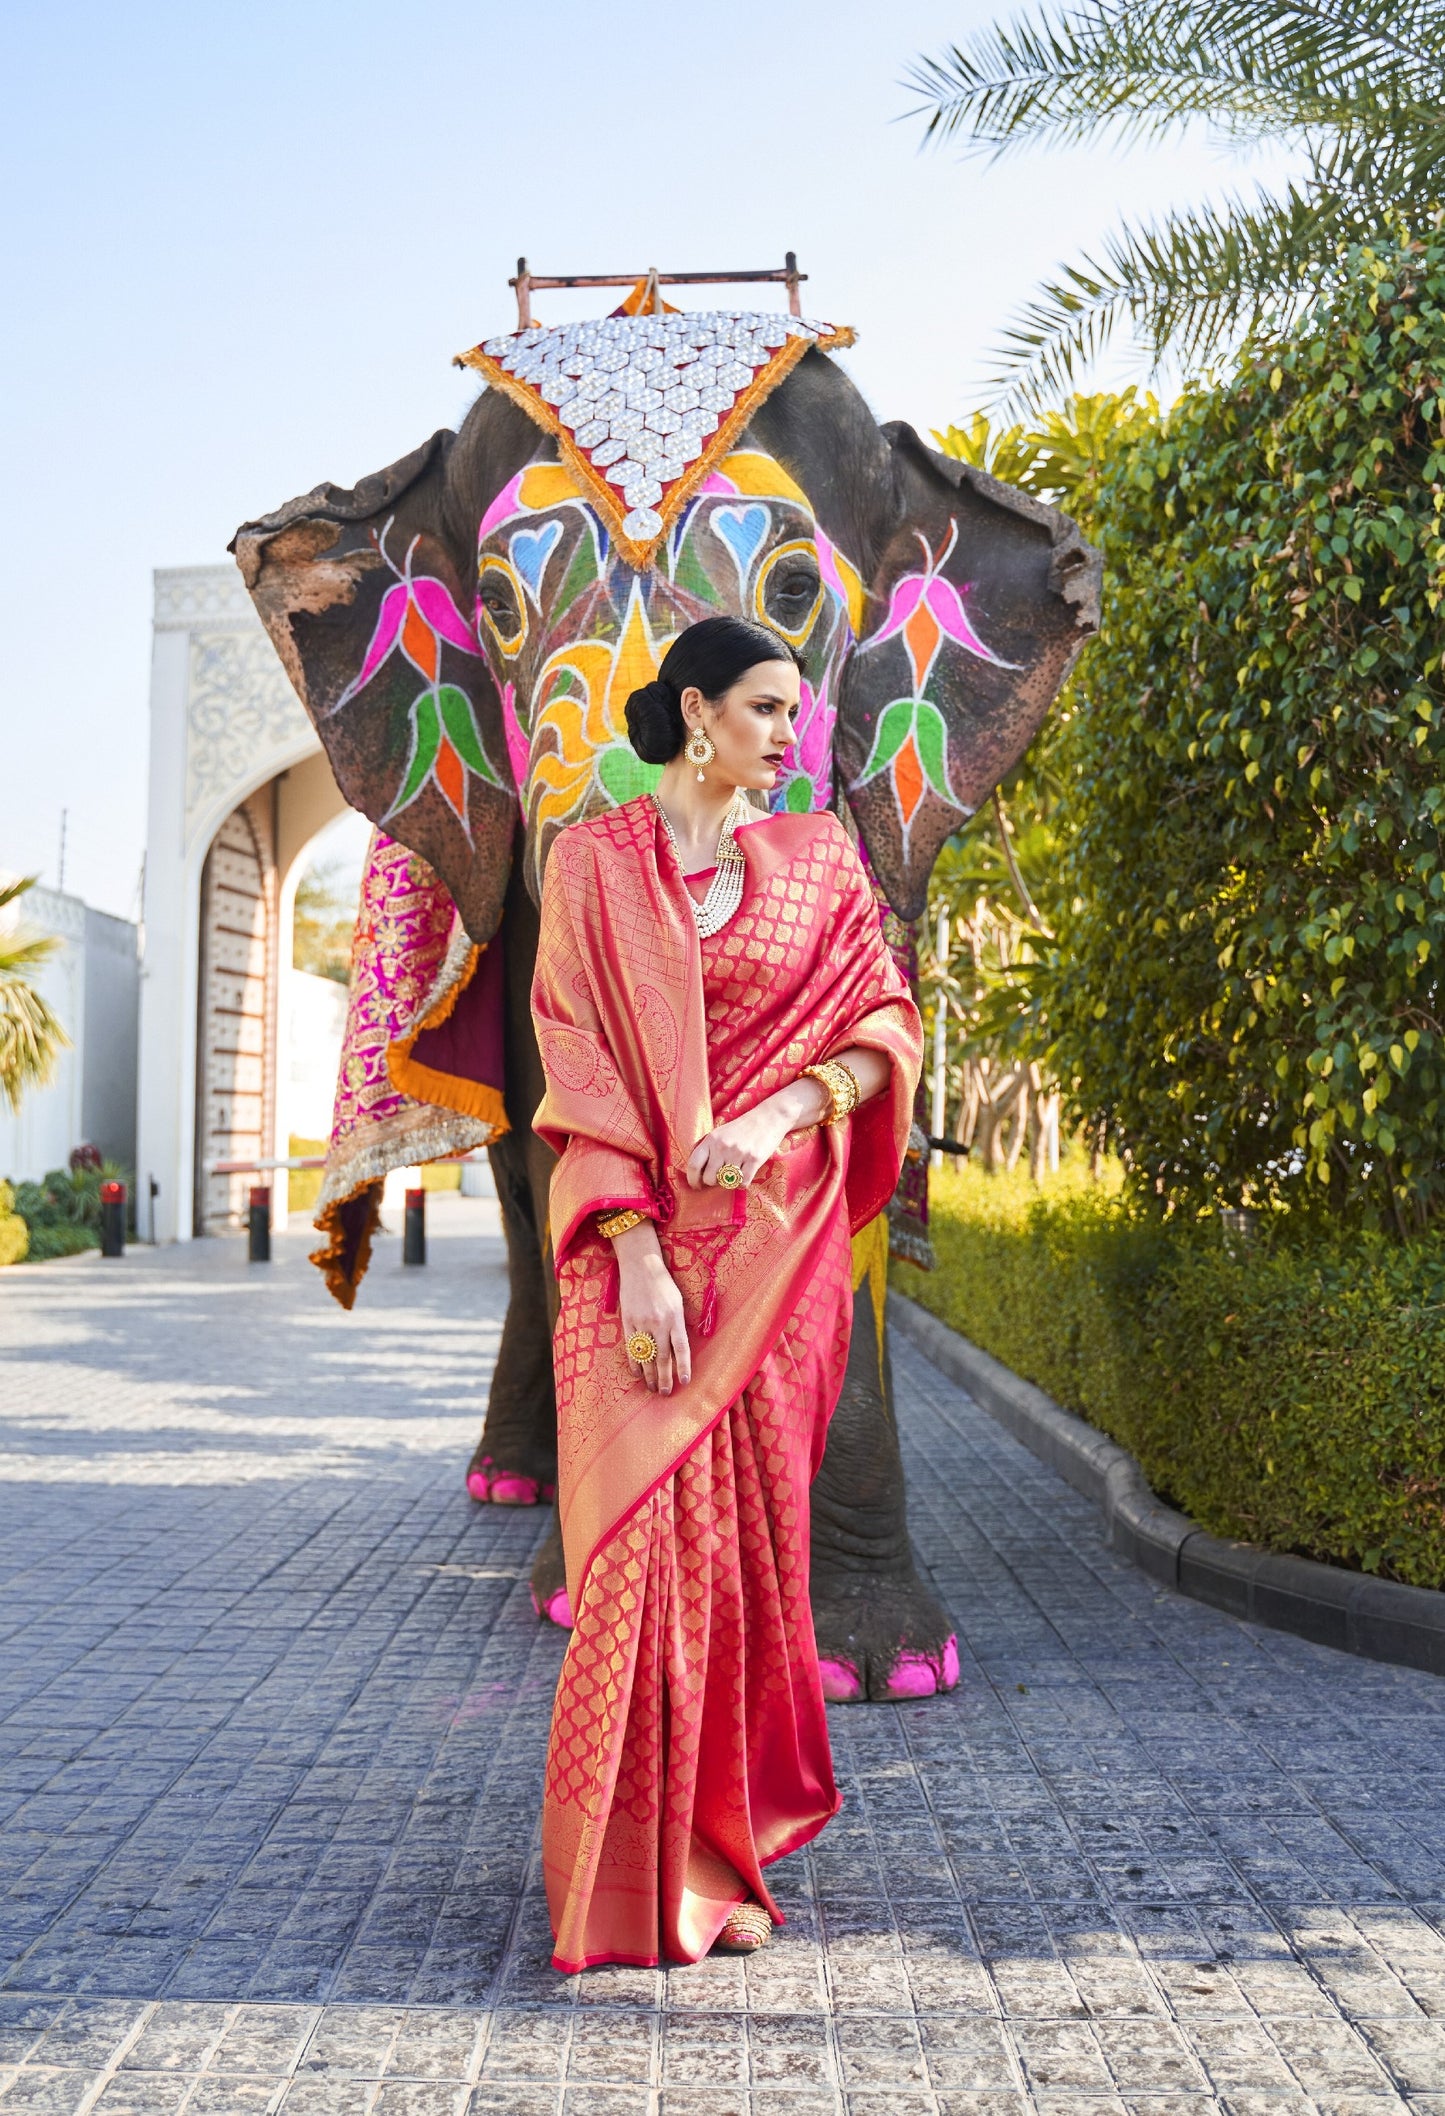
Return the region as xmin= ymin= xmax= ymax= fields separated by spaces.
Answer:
xmin=309 ymin=1181 xmax=382 ymax=1314
xmin=384 ymin=940 xmax=513 ymax=1135
xmin=453 ymin=326 xmax=856 ymax=571
xmin=386 ymin=1056 xmax=509 ymax=1130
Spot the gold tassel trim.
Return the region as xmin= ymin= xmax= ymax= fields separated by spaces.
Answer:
xmin=454 ymin=327 xmax=856 ymax=571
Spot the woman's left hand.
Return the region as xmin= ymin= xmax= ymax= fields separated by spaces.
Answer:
xmin=687 ymin=1078 xmax=827 ymax=1190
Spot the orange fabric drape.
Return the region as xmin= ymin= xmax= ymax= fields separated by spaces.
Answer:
xmin=532 ymin=797 xmax=923 ymax=1970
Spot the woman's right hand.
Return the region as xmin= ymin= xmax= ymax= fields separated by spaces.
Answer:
xmin=612 ymin=1220 xmax=691 ymax=1395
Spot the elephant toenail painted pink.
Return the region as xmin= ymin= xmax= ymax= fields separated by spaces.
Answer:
xmin=818 ymin=1658 xmax=862 ymax=1702
xmin=885 ymin=1654 xmax=940 ymax=1699
xmin=465 ymin=1469 xmax=491 ymax=1502
xmin=884 ymin=1635 xmax=962 ymax=1700
xmin=490 ymin=1473 xmax=541 ymax=1505
xmin=543 ymin=1588 xmax=573 ymax=1628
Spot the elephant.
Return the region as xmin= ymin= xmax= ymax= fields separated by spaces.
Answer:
xmin=232 ymin=298 xmax=1099 ymax=1700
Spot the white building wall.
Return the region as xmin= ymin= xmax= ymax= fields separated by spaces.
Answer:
xmin=137 ymin=565 xmax=346 ymax=1243
xmin=81 ymin=906 xmax=141 ymax=1167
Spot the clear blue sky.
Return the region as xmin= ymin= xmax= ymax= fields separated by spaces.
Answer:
xmin=0 ymin=0 xmax=1299 ymax=917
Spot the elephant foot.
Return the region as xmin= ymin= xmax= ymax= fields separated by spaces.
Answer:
xmin=530 ymin=1584 xmax=574 ymax=1627
xmin=811 ymin=1576 xmax=961 ymax=1703
xmin=530 ymin=1521 xmax=572 ymax=1627
xmin=465 ymin=1449 xmax=556 ymax=1506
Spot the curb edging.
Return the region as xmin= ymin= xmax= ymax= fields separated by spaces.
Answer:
xmin=889 ymin=1290 xmax=1445 ymax=1680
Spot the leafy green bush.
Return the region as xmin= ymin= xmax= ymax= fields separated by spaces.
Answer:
xmin=1039 ymin=228 xmax=1445 ymax=1231
xmin=21 ymin=1220 xmax=99 ymax=1261
xmin=901 ymin=1164 xmax=1445 ymax=1587
xmin=0 ymin=1181 xmax=28 ymax=1266
xmin=6 ymin=1160 xmax=129 ymax=1260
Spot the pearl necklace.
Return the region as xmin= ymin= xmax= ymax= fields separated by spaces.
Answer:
xmin=652 ymin=793 xmax=749 ymax=938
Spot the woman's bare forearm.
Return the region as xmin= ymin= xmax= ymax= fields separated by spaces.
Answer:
xmin=756 ymin=1046 xmax=893 ymax=1138
xmin=827 ymin=1045 xmax=892 ymax=1107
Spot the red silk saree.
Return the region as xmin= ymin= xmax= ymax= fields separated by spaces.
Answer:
xmin=531 ymin=796 xmax=922 ymax=1971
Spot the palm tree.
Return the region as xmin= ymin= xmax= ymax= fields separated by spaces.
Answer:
xmin=909 ymin=1 xmax=1445 ymax=411
xmin=0 ymin=877 xmax=68 ymax=1114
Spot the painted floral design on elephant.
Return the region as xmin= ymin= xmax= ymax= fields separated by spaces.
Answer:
xmin=333 ymin=520 xmax=503 ymax=836
xmin=850 ymin=520 xmax=1015 ymax=857
xmin=470 ymin=449 xmax=870 ymax=876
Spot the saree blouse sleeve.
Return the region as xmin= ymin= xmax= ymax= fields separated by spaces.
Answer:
xmin=814 ymin=822 xmax=924 ymax=1234
xmin=531 ymin=835 xmax=661 ymax=1265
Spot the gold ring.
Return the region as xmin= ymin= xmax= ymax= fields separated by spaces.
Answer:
xmin=717 ymin=1165 xmax=743 ymax=1190
xmin=627 ymin=1330 xmax=658 ymax=1364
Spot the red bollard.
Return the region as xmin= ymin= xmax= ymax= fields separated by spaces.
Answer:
xmin=100 ymin=1180 xmax=126 ymax=1258
xmin=403 ymin=1186 xmax=427 ymax=1266
xmin=248 ymin=1185 xmax=271 ymax=1263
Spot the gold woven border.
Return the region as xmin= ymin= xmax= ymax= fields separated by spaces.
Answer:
xmin=453 ymin=326 xmax=856 ymax=570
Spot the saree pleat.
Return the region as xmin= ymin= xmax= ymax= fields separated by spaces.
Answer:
xmin=543 ymin=1205 xmax=852 ymax=1972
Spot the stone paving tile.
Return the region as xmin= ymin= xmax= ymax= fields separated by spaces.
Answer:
xmin=6 ymin=1206 xmax=1445 ymax=2115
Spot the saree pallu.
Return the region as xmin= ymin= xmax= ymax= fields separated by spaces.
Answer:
xmin=531 ymin=797 xmax=922 ymax=1971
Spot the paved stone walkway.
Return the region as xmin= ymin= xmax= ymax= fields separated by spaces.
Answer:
xmin=2 ymin=1200 xmax=1445 ymax=2114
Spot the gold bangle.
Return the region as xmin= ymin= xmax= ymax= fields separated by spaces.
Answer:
xmin=596 ymin=1207 xmax=648 ymax=1240
xmin=802 ymin=1059 xmax=861 ymax=1125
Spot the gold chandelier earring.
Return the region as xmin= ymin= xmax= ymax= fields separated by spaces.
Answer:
xmin=684 ymin=726 xmax=716 ymax=781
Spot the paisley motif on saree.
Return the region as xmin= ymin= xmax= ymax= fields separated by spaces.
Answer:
xmin=532 ymin=796 xmax=922 ymax=1968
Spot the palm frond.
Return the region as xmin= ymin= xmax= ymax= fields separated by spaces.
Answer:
xmin=0 ymin=876 xmax=69 ymax=1114
xmin=907 ymin=0 xmax=1445 ymax=160
xmin=986 ymin=184 xmax=1346 ymax=417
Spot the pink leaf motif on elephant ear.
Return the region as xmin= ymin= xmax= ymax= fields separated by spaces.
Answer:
xmin=333 ymin=581 xmax=408 ymax=713
xmin=330 ymin=521 xmax=481 ymax=717
xmin=861 ymin=519 xmax=1018 ymax=682
xmin=411 ymin=577 xmax=483 ymax=657
xmin=924 ymin=571 xmax=1015 ymax=669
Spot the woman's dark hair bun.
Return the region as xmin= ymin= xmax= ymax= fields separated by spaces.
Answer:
xmin=624 ymin=676 xmax=685 ymax=764
xmin=623 ymin=615 xmax=804 ymax=765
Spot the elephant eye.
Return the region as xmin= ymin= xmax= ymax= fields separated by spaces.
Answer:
xmin=480 ymin=578 xmax=517 ymax=619
xmin=770 ymin=562 xmax=819 ymax=608
xmin=477 ymin=558 xmax=527 ymax=654
xmin=756 ymin=543 xmax=824 ymax=646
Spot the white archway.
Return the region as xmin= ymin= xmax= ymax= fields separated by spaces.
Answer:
xmin=138 ymin=565 xmax=350 ymax=1240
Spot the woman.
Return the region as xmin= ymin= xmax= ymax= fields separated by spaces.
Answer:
xmin=532 ymin=614 xmax=923 ymax=1971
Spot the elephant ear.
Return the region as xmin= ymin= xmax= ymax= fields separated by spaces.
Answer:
xmin=230 ymin=431 xmax=517 ymax=944
xmin=837 ymin=421 xmax=1102 ymax=920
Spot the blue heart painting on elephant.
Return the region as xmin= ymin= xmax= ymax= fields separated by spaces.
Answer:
xmin=231 ymin=296 xmax=1100 ymax=1701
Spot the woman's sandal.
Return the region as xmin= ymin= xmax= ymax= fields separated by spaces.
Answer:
xmin=713 ymin=1902 xmax=772 ymax=1954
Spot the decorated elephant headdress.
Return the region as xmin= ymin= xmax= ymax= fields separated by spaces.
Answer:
xmin=234 ymin=295 xmax=1099 ymax=940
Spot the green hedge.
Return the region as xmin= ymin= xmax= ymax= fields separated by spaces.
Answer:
xmin=896 ymin=1164 xmax=1445 ymax=1588
xmin=7 ymin=1165 xmax=114 ymax=1261
xmin=20 ymin=1221 xmax=99 ymax=1260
